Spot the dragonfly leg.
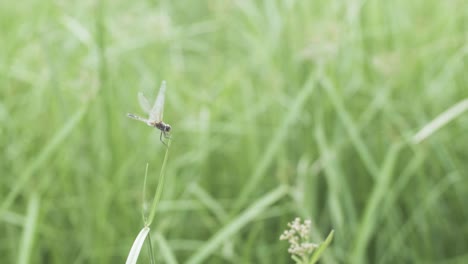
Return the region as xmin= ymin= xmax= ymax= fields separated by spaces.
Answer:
xmin=160 ymin=131 xmax=169 ymax=147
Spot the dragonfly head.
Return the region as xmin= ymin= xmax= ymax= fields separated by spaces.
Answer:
xmin=164 ymin=124 xmax=171 ymax=132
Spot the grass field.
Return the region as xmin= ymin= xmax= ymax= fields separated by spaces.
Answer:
xmin=1 ymin=0 xmax=467 ymax=263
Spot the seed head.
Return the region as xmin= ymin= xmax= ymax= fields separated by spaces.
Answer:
xmin=280 ymin=218 xmax=318 ymax=258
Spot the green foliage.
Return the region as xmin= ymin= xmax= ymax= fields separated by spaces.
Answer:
xmin=1 ymin=0 xmax=467 ymax=263
xmin=309 ymin=230 xmax=334 ymax=264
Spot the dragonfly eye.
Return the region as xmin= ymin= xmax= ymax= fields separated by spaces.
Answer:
xmin=165 ymin=125 xmax=171 ymax=132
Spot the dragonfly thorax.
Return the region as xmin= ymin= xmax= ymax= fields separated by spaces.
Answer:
xmin=155 ymin=122 xmax=171 ymax=132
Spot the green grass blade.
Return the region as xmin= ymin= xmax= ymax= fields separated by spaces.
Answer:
xmin=142 ymin=163 xmax=149 ymax=223
xmin=320 ymin=76 xmax=379 ymax=178
xmin=17 ymin=192 xmax=40 ymax=264
xmin=350 ymin=143 xmax=402 ymax=263
xmin=146 ymin=232 xmax=155 ymax=264
xmin=186 ymin=186 xmax=288 ymax=264
xmin=126 ymin=227 xmax=151 ymax=264
xmin=315 ymin=122 xmax=354 ymax=230
xmin=189 ymin=183 xmax=228 ymax=222
xmin=309 ymin=230 xmax=335 ymax=264
xmin=155 ymin=232 xmax=178 ymax=264
xmin=146 ymin=141 xmax=171 ymax=226
xmin=412 ymin=99 xmax=468 ymax=144
xmin=234 ymin=76 xmax=316 ymax=212
xmin=0 ymin=106 xmax=87 ymax=216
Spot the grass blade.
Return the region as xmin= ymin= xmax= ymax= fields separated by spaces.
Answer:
xmin=189 ymin=183 xmax=228 ymax=222
xmin=126 ymin=227 xmax=151 ymax=264
xmin=17 ymin=192 xmax=40 ymax=264
xmin=186 ymin=185 xmax=288 ymax=264
xmin=155 ymin=232 xmax=178 ymax=264
xmin=0 ymin=106 xmax=87 ymax=216
xmin=320 ymin=76 xmax=379 ymax=178
xmin=146 ymin=141 xmax=171 ymax=226
xmin=350 ymin=143 xmax=402 ymax=263
xmin=309 ymin=230 xmax=334 ymax=264
xmin=142 ymin=163 xmax=149 ymax=223
xmin=412 ymin=99 xmax=468 ymax=144
xmin=234 ymin=76 xmax=316 ymax=212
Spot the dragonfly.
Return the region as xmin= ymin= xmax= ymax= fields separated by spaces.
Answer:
xmin=127 ymin=80 xmax=172 ymax=146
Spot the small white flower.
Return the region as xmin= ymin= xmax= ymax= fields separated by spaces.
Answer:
xmin=280 ymin=218 xmax=318 ymax=259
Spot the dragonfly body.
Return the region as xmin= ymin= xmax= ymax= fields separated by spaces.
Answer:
xmin=127 ymin=81 xmax=172 ymax=145
xmin=154 ymin=121 xmax=171 ymax=133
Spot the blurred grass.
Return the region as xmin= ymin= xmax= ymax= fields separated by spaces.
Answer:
xmin=1 ymin=0 xmax=467 ymax=263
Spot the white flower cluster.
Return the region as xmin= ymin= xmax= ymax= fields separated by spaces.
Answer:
xmin=280 ymin=218 xmax=318 ymax=257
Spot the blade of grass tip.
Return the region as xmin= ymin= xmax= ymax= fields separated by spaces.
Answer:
xmin=412 ymin=99 xmax=468 ymax=144
xmin=186 ymin=185 xmax=288 ymax=264
xmin=146 ymin=141 xmax=171 ymax=226
xmin=142 ymin=163 xmax=149 ymax=224
xmin=126 ymin=227 xmax=151 ymax=264
xmin=17 ymin=193 xmax=40 ymax=264
xmin=0 ymin=106 xmax=87 ymax=217
xmin=350 ymin=143 xmax=402 ymax=263
xmin=309 ymin=230 xmax=334 ymax=264
xmin=233 ymin=75 xmax=316 ymax=212
xmin=154 ymin=232 xmax=179 ymax=264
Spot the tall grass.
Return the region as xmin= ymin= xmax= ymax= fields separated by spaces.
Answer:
xmin=1 ymin=0 xmax=467 ymax=263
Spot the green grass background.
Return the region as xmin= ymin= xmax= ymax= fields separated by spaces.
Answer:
xmin=1 ymin=0 xmax=467 ymax=263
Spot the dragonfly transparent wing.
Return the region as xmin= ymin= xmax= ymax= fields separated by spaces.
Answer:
xmin=149 ymin=81 xmax=166 ymax=122
xmin=138 ymin=92 xmax=152 ymax=113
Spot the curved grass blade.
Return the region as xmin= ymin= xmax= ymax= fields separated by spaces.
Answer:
xmin=126 ymin=227 xmax=151 ymax=264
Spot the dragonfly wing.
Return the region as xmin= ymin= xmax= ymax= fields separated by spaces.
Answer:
xmin=138 ymin=92 xmax=152 ymax=113
xmin=149 ymin=80 xmax=166 ymax=122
